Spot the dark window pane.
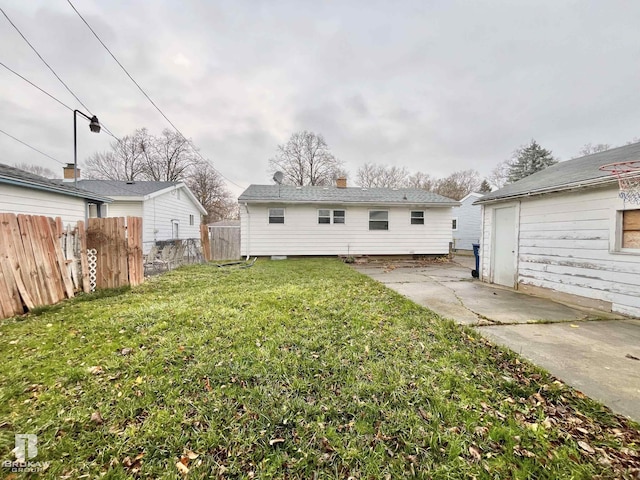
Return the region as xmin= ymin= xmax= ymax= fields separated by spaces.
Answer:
xmin=411 ymin=218 xmax=424 ymax=225
xmin=318 ymin=217 xmax=330 ymax=224
xmin=269 ymin=216 xmax=284 ymax=224
xmin=369 ymin=221 xmax=389 ymax=230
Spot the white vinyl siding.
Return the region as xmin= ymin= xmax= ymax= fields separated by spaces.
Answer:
xmin=141 ymin=187 xmax=202 ymax=245
xmin=104 ymin=201 xmax=143 ymax=219
xmin=480 ymin=186 xmax=640 ymax=316
xmin=0 ymin=184 xmax=88 ymax=226
xmin=452 ymin=193 xmax=483 ymax=250
xmin=241 ymin=204 xmax=453 ymax=256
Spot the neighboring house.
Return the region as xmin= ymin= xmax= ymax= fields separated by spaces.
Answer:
xmin=475 ymin=142 xmax=640 ymax=317
xmin=74 ymin=179 xmax=207 ymax=249
xmin=452 ymin=192 xmax=484 ymax=251
xmin=238 ymin=180 xmax=459 ymax=257
xmin=0 ymin=162 xmax=111 ymax=225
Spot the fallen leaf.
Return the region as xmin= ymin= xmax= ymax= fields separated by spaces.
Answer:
xmin=90 ymin=411 xmax=104 ymax=425
xmin=88 ymin=366 xmax=103 ymax=375
xmin=469 ymin=445 xmax=482 ymax=461
xmin=176 ymin=460 xmax=189 ymax=475
xmin=121 ymin=348 xmax=133 ymax=356
xmin=578 ymin=441 xmax=595 ymax=454
xmin=269 ymin=438 xmax=285 ymax=446
xmin=625 ymin=353 xmax=640 ymax=361
xmin=186 ymin=450 xmax=198 ymax=460
xmin=570 ymin=324 xmax=579 ymax=328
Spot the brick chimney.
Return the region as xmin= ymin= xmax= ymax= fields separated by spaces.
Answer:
xmin=336 ymin=177 xmax=347 ymax=188
xmin=63 ymin=163 xmax=78 ymax=182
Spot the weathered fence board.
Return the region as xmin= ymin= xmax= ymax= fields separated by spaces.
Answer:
xmin=209 ymin=226 xmax=241 ymax=260
xmin=0 ymin=214 xmax=145 ymax=320
xmin=200 ymin=224 xmax=212 ymax=262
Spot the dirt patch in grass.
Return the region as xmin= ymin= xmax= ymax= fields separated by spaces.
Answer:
xmin=1 ymin=258 xmax=638 ymax=478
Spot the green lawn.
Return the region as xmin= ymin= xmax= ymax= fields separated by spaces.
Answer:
xmin=1 ymin=258 xmax=639 ymax=479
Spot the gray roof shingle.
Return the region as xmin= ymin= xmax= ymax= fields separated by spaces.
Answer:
xmin=477 ymin=142 xmax=640 ymax=203
xmin=0 ymin=163 xmax=111 ymax=202
xmin=238 ymin=184 xmax=459 ymax=206
xmin=75 ymin=180 xmax=178 ymax=197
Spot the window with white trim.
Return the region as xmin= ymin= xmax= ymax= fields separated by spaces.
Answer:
xmin=452 ymin=218 xmax=458 ymax=231
xmin=411 ymin=211 xmax=424 ymax=225
xmin=318 ymin=209 xmax=331 ymax=224
xmin=269 ymin=208 xmax=285 ymax=224
xmin=369 ymin=210 xmax=389 ymax=230
xmin=318 ymin=209 xmax=346 ymax=224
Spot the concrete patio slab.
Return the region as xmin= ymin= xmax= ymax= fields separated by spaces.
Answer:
xmin=478 ymin=320 xmax=640 ymax=422
xmin=353 ymin=258 xmax=639 ymax=422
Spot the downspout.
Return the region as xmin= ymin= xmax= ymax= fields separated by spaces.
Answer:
xmin=244 ymin=202 xmax=250 ymax=261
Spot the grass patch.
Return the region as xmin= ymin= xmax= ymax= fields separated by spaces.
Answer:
xmin=1 ymin=258 xmax=639 ymax=478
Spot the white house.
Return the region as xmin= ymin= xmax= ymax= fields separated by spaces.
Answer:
xmin=0 ymin=163 xmax=111 ymax=225
xmin=75 ymin=179 xmax=207 ymax=250
xmin=475 ymin=142 xmax=640 ymax=317
xmin=452 ymin=192 xmax=484 ymax=251
xmin=238 ymin=180 xmax=459 ymax=257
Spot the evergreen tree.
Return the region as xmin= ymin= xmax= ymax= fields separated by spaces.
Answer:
xmin=478 ymin=179 xmax=492 ymax=192
xmin=507 ymin=140 xmax=557 ymax=183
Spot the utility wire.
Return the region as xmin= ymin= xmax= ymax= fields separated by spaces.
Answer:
xmin=1 ymin=62 xmax=121 ymax=142
xmin=0 ymin=6 xmax=120 ymax=142
xmin=66 ymin=0 xmax=243 ymax=189
xmin=1 ymin=61 xmax=74 ymax=111
xmin=0 ymin=127 xmax=65 ymax=165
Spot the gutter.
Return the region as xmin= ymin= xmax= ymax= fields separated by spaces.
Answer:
xmin=475 ymin=177 xmax=618 ymax=205
xmin=0 ymin=176 xmax=112 ymax=203
xmin=237 ymin=199 xmax=460 ymax=207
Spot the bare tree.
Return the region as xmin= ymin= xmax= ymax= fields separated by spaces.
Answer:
xmin=268 ymin=131 xmax=344 ymax=186
xmin=489 ymin=159 xmax=510 ymax=189
xmin=405 ymin=171 xmax=435 ymax=190
xmin=85 ymin=129 xmax=147 ymax=180
xmin=13 ymin=162 xmax=56 ymax=178
xmin=185 ymin=160 xmax=236 ymax=223
xmin=355 ymin=163 xmax=409 ymax=188
xmin=141 ymin=129 xmax=198 ymax=182
xmin=575 ymin=143 xmax=611 ymax=157
xmin=433 ymin=169 xmax=481 ymax=200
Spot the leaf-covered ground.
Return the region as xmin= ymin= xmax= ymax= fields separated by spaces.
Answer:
xmin=1 ymin=258 xmax=639 ymax=479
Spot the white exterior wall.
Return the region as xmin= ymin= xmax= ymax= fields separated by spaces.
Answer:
xmin=105 ymin=201 xmax=143 ymax=219
xmin=480 ymin=186 xmax=640 ymax=316
xmin=142 ymin=188 xmax=202 ymax=246
xmin=241 ymin=203 xmax=453 ymax=256
xmin=0 ymin=184 xmax=87 ymax=226
xmin=453 ymin=194 xmax=483 ymax=250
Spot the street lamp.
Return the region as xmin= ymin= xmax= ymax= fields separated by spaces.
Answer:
xmin=73 ymin=109 xmax=101 ymax=187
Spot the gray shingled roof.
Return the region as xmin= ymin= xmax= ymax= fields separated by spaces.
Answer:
xmin=75 ymin=180 xmax=179 ymax=197
xmin=238 ymin=184 xmax=459 ymax=206
xmin=477 ymin=142 xmax=640 ymax=203
xmin=0 ymin=163 xmax=111 ymax=202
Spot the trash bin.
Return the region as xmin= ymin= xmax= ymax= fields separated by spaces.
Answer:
xmin=471 ymin=243 xmax=480 ymax=278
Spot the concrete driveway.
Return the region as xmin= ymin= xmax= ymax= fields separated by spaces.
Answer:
xmin=353 ymin=258 xmax=640 ymax=423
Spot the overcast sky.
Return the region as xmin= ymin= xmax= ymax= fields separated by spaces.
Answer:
xmin=2 ymin=1 xmax=640 ymax=197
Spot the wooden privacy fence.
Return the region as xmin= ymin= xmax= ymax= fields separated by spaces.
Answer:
xmin=208 ymin=224 xmax=241 ymax=260
xmin=200 ymin=224 xmax=212 ymax=262
xmin=87 ymin=217 xmax=143 ymax=289
xmin=0 ymin=214 xmax=143 ymax=320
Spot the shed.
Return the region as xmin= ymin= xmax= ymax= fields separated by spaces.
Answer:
xmin=475 ymin=142 xmax=640 ymax=317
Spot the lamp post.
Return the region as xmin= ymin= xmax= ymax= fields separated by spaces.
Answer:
xmin=73 ymin=109 xmax=101 ymax=187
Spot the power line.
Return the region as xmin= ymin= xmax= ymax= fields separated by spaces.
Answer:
xmin=0 ymin=62 xmax=121 ymax=142
xmin=1 ymin=61 xmax=74 ymax=111
xmin=66 ymin=0 xmax=243 ymax=189
xmin=0 ymin=6 xmax=120 ymax=142
xmin=0 ymin=127 xmax=65 ymax=165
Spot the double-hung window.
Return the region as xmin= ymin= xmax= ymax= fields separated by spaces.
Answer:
xmin=269 ymin=208 xmax=285 ymax=224
xmin=369 ymin=210 xmax=389 ymax=230
xmin=411 ymin=211 xmax=424 ymax=225
xmin=318 ymin=209 xmax=346 ymax=224
xmin=452 ymin=218 xmax=458 ymax=231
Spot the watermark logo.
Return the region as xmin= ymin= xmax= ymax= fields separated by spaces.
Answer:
xmin=14 ymin=434 xmax=38 ymax=461
xmin=2 ymin=434 xmax=50 ymax=473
